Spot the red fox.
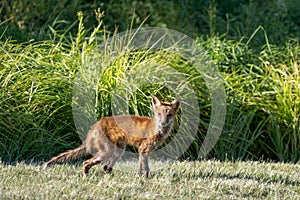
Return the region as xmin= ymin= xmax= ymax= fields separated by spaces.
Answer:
xmin=45 ymin=96 xmax=181 ymax=177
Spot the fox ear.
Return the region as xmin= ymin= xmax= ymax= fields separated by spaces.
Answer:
xmin=152 ymin=96 xmax=161 ymax=108
xmin=171 ymin=97 xmax=181 ymax=111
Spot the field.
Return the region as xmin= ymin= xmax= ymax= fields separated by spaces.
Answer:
xmin=0 ymin=160 xmax=299 ymax=199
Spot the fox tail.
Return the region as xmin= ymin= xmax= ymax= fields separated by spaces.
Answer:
xmin=45 ymin=144 xmax=87 ymax=167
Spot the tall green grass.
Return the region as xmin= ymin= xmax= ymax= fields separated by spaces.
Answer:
xmin=202 ymin=34 xmax=300 ymax=162
xmin=257 ymin=42 xmax=300 ymax=162
xmin=0 ymin=9 xmax=299 ymax=163
xmin=0 ymin=39 xmax=77 ymax=161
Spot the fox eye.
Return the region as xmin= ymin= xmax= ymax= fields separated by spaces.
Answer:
xmin=167 ymin=113 xmax=173 ymax=117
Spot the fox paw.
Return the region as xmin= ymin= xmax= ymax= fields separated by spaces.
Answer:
xmin=103 ymin=165 xmax=113 ymax=174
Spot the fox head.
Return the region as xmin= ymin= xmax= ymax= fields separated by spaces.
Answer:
xmin=152 ymin=96 xmax=181 ymax=130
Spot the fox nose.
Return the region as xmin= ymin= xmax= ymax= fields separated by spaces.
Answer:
xmin=161 ymin=121 xmax=169 ymax=127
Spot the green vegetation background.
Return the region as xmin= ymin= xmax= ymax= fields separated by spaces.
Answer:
xmin=0 ymin=0 xmax=299 ymax=163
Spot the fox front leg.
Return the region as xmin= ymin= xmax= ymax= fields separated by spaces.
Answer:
xmin=138 ymin=152 xmax=150 ymax=178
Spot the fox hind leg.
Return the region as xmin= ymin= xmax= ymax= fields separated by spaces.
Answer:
xmin=82 ymin=150 xmax=112 ymax=175
xmin=82 ymin=153 xmax=102 ymax=175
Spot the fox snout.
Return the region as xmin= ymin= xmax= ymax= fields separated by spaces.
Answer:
xmin=161 ymin=120 xmax=169 ymax=127
xmin=160 ymin=116 xmax=174 ymax=127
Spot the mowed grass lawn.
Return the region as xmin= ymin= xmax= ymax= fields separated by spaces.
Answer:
xmin=0 ymin=160 xmax=299 ymax=199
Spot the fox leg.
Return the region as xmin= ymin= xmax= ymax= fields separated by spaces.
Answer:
xmin=138 ymin=143 xmax=150 ymax=177
xmin=104 ymin=143 xmax=126 ymax=173
xmin=138 ymin=152 xmax=150 ymax=177
xmin=82 ymin=151 xmax=112 ymax=175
